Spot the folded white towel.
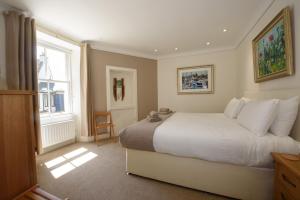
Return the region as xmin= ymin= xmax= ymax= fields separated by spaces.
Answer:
xmin=149 ymin=111 xmax=159 ymax=117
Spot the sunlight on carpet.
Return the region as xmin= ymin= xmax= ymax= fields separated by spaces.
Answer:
xmin=44 ymin=147 xmax=98 ymax=179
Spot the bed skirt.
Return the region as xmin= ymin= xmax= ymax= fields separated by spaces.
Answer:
xmin=126 ymin=148 xmax=274 ymax=200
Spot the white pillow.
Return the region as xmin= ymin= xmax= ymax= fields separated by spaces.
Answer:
xmin=224 ymin=98 xmax=245 ymax=118
xmin=270 ymin=96 xmax=299 ymax=137
xmin=237 ymin=99 xmax=279 ymax=136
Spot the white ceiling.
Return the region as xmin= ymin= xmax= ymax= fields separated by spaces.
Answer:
xmin=1 ymin=0 xmax=274 ymax=59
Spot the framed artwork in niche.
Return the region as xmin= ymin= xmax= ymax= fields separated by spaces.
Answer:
xmin=177 ymin=65 xmax=214 ymax=94
xmin=113 ymin=78 xmax=125 ymax=101
xmin=252 ymin=7 xmax=294 ymax=83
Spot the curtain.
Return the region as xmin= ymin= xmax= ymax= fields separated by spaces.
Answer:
xmin=3 ymin=11 xmax=41 ymax=153
xmin=80 ymin=43 xmax=94 ymax=137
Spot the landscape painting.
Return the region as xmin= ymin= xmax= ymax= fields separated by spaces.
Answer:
xmin=252 ymin=7 xmax=293 ymax=82
xmin=177 ymin=65 xmax=214 ymax=94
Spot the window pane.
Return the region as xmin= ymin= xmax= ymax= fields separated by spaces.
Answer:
xmin=37 ymin=43 xmax=71 ymax=115
xmin=37 ymin=46 xmax=49 ymax=79
xmin=39 ymin=81 xmax=48 ymax=92
xmin=49 ymin=82 xmax=69 ymax=113
xmin=39 ymin=93 xmax=49 ymax=113
xmin=47 ymin=48 xmax=67 ymax=81
xmin=38 ymin=81 xmax=49 ymax=113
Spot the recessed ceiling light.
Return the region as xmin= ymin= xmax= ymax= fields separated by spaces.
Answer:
xmin=174 ymin=47 xmax=178 ymax=51
xmin=223 ymin=28 xmax=228 ymax=32
xmin=154 ymin=49 xmax=158 ymax=52
xmin=206 ymin=42 xmax=211 ymax=46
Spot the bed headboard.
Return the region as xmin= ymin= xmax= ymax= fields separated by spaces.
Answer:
xmin=243 ymin=88 xmax=300 ymax=142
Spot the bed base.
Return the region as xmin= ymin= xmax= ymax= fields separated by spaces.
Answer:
xmin=126 ymin=148 xmax=274 ymax=200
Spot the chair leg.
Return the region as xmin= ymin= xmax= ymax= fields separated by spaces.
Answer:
xmin=111 ymin=125 xmax=115 ymax=138
xmin=109 ymin=126 xmax=112 ymax=138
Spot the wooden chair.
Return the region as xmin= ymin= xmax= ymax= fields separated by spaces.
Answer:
xmin=93 ymin=111 xmax=115 ymax=142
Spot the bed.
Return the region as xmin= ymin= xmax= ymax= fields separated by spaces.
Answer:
xmin=120 ymin=90 xmax=300 ymax=200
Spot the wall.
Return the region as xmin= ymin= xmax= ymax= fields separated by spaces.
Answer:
xmin=89 ymin=48 xmax=158 ymax=120
xmin=236 ymin=0 xmax=300 ymax=96
xmin=157 ymin=50 xmax=238 ymax=113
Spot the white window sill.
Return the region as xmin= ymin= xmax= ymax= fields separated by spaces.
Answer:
xmin=40 ymin=113 xmax=74 ymax=125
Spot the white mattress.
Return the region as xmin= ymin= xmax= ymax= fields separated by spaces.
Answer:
xmin=153 ymin=113 xmax=300 ymax=168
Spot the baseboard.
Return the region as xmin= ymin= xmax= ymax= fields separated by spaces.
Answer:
xmin=41 ymin=138 xmax=75 ymax=154
xmin=77 ymin=133 xmax=111 ymax=142
xmin=40 ymin=134 xmax=114 ymax=154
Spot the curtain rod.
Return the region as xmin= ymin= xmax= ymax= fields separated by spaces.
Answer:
xmin=3 ymin=10 xmax=27 ymax=16
xmin=36 ymin=24 xmax=81 ymax=46
xmin=2 ymin=6 xmax=31 ymax=17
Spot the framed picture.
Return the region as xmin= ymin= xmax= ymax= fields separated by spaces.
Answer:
xmin=177 ymin=65 xmax=214 ymax=94
xmin=252 ymin=7 xmax=293 ymax=83
xmin=113 ymin=78 xmax=125 ymax=101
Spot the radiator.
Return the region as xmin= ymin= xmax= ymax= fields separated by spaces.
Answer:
xmin=41 ymin=120 xmax=76 ymax=149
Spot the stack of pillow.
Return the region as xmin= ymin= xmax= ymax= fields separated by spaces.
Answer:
xmin=224 ymin=96 xmax=299 ymax=137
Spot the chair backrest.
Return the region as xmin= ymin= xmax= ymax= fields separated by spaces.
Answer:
xmin=94 ymin=111 xmax=112 ymax=123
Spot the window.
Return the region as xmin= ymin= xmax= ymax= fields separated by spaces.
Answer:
xmin=37 ymin=43 xmax=72 ymax=115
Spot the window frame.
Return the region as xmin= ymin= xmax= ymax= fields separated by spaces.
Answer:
xmin=37 ymin=40 xmax=73 ymax=118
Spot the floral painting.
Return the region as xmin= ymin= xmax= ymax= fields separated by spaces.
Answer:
xmin=177 ymin=65 xmax=214 ymax=94
xmin=252 ymin=7 xmax=293 ymax=82
xmin=257 ymin=20 xmax=285 ymax=76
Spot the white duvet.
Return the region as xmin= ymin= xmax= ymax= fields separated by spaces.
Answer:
xmin=153 ymin=113 xmax=300 ymax=168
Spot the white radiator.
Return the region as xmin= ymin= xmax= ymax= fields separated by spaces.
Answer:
xmin=41 ymin=120 xmax=76 ymax=149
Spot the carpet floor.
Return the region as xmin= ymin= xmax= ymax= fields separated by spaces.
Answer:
xmin=36 ymin=142 xmax=232 ymax=200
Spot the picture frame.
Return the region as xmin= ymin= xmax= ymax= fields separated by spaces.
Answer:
xmin=252 ymin=7 xmax=294 ymax=83
xmin=177 ymin=65 xmax=214 ymax=94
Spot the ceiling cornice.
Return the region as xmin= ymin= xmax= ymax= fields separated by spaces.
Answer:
xmin=89 ymin=42 xmax=157 ymax=60
xmin=157 ymin=46 xmax=236 ymax=60
xmin=158 ymin=0 xmax=275 ymax=60
xmin=234 ymin=0 xmax=275 ymax=48
xmin=1 ymin=0 xmax=275 ymax=61
xmin=89 ymin=0 xmax=275 ymax=61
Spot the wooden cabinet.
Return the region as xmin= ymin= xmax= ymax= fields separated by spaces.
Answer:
xmin=272 ymin=153 xmax=300 ymax=200
xmin=14 ymin=186 xmax=61 ymax=200
xmin=0 ymin=91 xmax=37 ymax=200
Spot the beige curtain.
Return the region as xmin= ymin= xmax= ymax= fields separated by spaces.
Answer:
xmin=80 ymin=43 xmax=94 ymax=137
xmin=3 ymin=11 xmax=41 ymax=153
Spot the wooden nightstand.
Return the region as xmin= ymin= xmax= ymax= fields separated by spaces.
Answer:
xmin=272 ymin=153 xmax=300 ymax=200
xmin=14 ymin=185 xmax=61 ymax=200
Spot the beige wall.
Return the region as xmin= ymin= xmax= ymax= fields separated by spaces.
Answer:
xmin=236 ymin=0 xmax=300 ymax=96
xmin=157 ymin=50 xmax=238 ymax=113
xmin=89 ymin=48 xmax=158 ymax=120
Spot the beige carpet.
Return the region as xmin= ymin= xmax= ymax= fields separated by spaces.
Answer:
xmin=36 ymin=142 xmax=233 ymax=200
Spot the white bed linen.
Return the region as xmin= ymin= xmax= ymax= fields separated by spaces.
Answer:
xmin=153 ymin=113 xmax=300 ymax=168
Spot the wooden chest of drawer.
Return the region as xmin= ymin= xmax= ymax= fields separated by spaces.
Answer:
xmin=272 ymin=153 xmax=300 ymax=200
xmin=275 ymin=183 xmax=297 ymax=200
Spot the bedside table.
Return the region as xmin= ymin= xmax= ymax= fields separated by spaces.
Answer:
xmin=272 ymin=152 xmax=300 ymax=200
